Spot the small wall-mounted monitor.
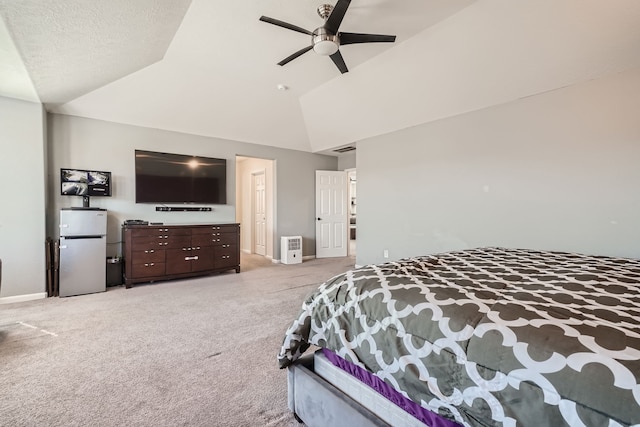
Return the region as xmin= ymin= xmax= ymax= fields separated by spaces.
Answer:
xmin=61 ymin=168 xmax=112 ymax=207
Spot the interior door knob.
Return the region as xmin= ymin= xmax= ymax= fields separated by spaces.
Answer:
xmin=317 ymin=218 xmax=322 ymax=221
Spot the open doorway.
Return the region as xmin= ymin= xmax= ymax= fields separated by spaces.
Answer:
xmin=236 ymin=156 xmax=275 ymax=261
xmin=347 ymin=169 xmax=356 ymax=257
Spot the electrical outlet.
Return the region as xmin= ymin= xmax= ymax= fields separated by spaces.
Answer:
xmin=383 ymin=249 xmax=389 ymax=258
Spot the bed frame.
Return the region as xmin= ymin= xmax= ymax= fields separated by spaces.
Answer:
xmin=287 ymin=354 xmax=389 ymax=427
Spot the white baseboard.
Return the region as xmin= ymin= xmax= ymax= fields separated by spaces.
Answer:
xmin=0 ymin=292 xmax=48 ymax=304
xmin=272 ymin=255 xmax=314 ymax=264
xmin=241 ymin=249 xmax=251 ymax=254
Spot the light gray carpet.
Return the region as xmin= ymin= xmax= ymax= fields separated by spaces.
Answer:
xmin=0 ymin=254 xmax=355 ymax=427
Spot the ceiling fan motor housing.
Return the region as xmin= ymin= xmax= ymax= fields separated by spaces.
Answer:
xmin=313 ymin=27 xmax=339 ymax=55
xmin=317 ymin=4 xmax=334 ymax=19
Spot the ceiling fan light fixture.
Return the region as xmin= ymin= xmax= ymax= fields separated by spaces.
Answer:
xmin=313 ymin=39 xmax=339 ymax=56
xmin=312 ymin=27 xmax=339 ymax=56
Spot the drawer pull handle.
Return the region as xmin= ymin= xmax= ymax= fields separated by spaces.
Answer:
xmin=144 ymin=263 xmax=155 ymax=267
xmin=185 ymin=256 xmax=199 ymax=261
xmin=145 ymin=249 xmax=155 ymax=254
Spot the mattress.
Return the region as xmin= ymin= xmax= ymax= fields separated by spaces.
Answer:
xmin=314 ymin=349 xmax=422 ymax=426
xmin=316 ymin=348 xmax=461 ymax=427
xmin=279 ymin=247 xmax=640 ymax=426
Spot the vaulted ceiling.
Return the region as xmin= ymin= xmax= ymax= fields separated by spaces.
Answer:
xmin=1 ymin=0 xmax=639 ymax=155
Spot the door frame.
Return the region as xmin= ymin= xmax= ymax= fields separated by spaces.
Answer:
xmin=235 ymin=156 xmax=275 ymax=260
xmin=345 ymin=168 xmax=356 ymax=257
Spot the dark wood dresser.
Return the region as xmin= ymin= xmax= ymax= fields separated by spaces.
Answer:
xmin=122 ymin=223 xmax=240 ymax=287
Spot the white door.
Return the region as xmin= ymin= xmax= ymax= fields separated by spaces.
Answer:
xmin=316 ymin=170 xmax=348 ymax=258
xmin=253 ymin=170 xmax=266 ymax=256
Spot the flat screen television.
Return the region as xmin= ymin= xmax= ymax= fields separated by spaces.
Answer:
xmin=135 ymin=149 xmax=227 ymax=204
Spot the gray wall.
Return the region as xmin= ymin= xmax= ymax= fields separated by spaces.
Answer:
xmin=0 ymin=97 xmax=47 ymax=299
xmin=356 ymin=68 xmax=640 ymax=266
xmin=338 ymin=152 xmax=356 ymax=171
xmin=47 ymin=114 xmax=337 ymax=261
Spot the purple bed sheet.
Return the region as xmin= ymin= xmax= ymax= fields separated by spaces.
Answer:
xmin=321 ymin=348 xmax=462 ymax=427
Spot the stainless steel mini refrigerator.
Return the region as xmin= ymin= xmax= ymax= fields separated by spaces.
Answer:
xmin=59 ymin=208 xmax=107 ymax=297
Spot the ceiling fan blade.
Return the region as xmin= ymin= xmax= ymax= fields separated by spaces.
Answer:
xmin=324 ymin=0 xmax=351 ymax=35
xmin=259 ymin=16 xmax=312 ymax=35
xmin=330 ymin=50 xmax=349 ymax=74
xmin=278 ymin=45 xmax=313 ymax=66
xmin=339 ymin=32 xmax=396 ymax=45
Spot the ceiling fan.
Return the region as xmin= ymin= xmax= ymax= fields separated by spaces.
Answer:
xmin=259 ymin=0 xmax=396 ymax=74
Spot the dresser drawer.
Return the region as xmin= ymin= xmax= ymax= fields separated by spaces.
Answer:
xmin=131 ymin=236 xmax=170 ymax=249
xmin=131 ymin=228 xmax=166 ymax=237
xmin=207 ymin=225 xmax=238 ymax=233
xmin=214 ymin=244 xmax=239 ymax=268
xmin=191 ymin=226 xmax=215 ymax=235
xmin=190 ymin=246 xmax=214 ymax=272
xmin=164 ymin=235 xmax=192 ymax=249
xmin=167 ymin=228 xmax=191 ymax=236
xmin=191 ymin=233 xmax=215 ymax=247
xmin=211 ymin=233 xmax=238 ymax=245
xmin=219 ymin=225 xmax=239 ymax=234
xmin=131 ymin=249 xmax=164 ymax=264
xmin=131 ymin=261 xmax=165 ymax=278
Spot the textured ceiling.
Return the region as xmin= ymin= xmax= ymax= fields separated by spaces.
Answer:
xmin=1 ymin=0 xmax=639 ymax=154
xmin=0 ymin=0 xmax=192 ymax=106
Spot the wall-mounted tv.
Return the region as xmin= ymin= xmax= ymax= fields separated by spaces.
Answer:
xmin=135 ymin=149 xmax=227 ymax=204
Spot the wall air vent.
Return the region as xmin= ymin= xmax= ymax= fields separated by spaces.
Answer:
xmin=333 ymin=146 xmax=356 ymax=153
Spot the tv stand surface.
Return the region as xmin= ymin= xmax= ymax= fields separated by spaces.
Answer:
xmin=122 ymin=223 xmax=240 ymax=287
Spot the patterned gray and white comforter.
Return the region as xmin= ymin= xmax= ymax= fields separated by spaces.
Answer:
xmin=278 ymin=247 xmax=640 ymax=427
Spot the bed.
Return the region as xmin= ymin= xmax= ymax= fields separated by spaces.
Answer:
xmin=278 ymin=247 xmax=640 ymax=427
